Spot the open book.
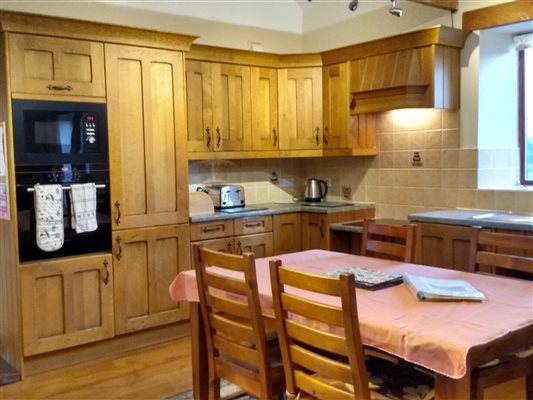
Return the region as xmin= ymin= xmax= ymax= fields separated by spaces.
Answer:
xmin=404 ymin=273 xmax=487 ymax=301
xmin=325 ymin=267 xmax=403 ymax=291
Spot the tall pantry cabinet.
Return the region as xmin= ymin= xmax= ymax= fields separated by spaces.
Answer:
xmin=105 ymin=44 xmax=191 ymax=334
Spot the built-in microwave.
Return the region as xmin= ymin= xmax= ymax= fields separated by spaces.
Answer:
xmin=12 ymin=99 xmax=108 ymax=166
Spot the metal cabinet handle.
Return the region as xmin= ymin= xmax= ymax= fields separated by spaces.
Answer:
xmin=206 ymin=128 xmax=211 ymax=149
xmin=216 ymin=127 xmax=221 ymax=148
xmin=244 ymin=221 xmax=262 ymax=228
xmin=201 ymin=225 xmax=223 ymax=233
xmin=47 ymin=84 xmax=73 ymax=91
xmin=102 ymin=259 xmax=110 ymax=285
xmin=323 ymin=127 xmax=329 ymax=146
xmin=114 ymin=200 xmax=121 ymax=226
xmin=319 ymin=219 xmax=325 ymax=239
xmin=115 ymin=236 xmax=123 ymax=260
xmin=273 ymin=128 xmax=277 ymax=147
xmin=315 ymin=127 xmax=320 ymax=146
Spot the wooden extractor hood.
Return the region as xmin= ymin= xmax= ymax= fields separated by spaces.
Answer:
xmin=321 ymin=25 xmax=468 ymax=114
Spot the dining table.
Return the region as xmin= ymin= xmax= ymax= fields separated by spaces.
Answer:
xmin=169 ymin=249 xmax=533 ymax=400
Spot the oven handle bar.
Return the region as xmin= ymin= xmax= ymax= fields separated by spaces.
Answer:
xmin=26 ymin=184 xmax=106 ymax=193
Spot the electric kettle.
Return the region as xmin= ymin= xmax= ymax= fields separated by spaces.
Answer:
xmin=304 ymin=178 xmax=328 ymax=202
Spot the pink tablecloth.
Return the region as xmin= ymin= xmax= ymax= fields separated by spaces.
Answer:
xmin=169 ymin=249 xmax=533 ymax=379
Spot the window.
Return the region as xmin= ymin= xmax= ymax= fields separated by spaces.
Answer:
xmin=519 ymin=47 xmax=532 ymax=185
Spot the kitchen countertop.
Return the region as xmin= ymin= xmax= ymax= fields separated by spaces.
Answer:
xmin=189 ymin=201 xmax=375 ymax=223
xmin=408 ymin=209 xmax=533 ymax=232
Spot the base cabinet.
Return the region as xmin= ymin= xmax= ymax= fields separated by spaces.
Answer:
xmin=273 ymin=213 xmax=301 ymax=255
xmin=20 ymin=254 xmax=114 ymax=356
xmin=112 ymin=224 xmax=190 ymax=334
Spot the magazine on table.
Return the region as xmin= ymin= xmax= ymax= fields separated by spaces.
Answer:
xmin=325 ymin=267 xmax=404 ymax=291
xmin=404 ymin=273 xmax=487 ymax=301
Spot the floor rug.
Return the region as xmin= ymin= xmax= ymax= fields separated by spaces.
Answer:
xmin=163 ymin=380 xmax=254 ymax=400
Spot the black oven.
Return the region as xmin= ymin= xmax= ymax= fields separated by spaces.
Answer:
xmin=12 ymin=100 xmax=111 ymax=262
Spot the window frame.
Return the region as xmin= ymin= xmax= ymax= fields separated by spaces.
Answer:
xmin=519 ymin=48 xmax=532 ymax=185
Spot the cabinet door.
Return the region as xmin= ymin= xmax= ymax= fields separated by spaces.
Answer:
xmin=106 ymin=44 xmax=188 ymax=230
xmin=235 ymin=233 xmax=273 ymax=258
xmin=186 ymin=60 xmax=213 ymax=152
xmin=278 ymin=67 xmax=323 ymax=150
xmin=301 ymin=213 xmax=329 ymax=250
xmin=113 ymin=225 xmax=190 ymax=334
xmin=323 ymin=63 xmax=350 ymax=150
xmin=20 ymin=254 xmax=114 ymax=356
xmin=212 ymin=63 xmax=252 ymax=152
xmin=273 ymin=213 xmax=301 ymax=255
xmin=9 ymin=33 xmax=105 ymax=98
xmin=415 ymin=222 xmax=471 ymax=271
xmin=251 ymin=67 xmax=279 ymax=151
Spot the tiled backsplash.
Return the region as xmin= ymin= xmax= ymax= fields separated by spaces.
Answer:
xmin=189 ymin=109 xmax=533 ymax=219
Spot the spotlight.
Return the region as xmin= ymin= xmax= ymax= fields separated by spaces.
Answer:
xmin=389 ymin=0 xmax=402 ymax=17
xmin=348 ymin=0 xmax=359 ymax=11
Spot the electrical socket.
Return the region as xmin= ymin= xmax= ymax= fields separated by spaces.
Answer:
xmin=342 ymin=186 xmax=352 ymax=199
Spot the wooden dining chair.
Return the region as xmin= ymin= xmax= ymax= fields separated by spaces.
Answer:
xmin=193 ymin=244 xmax=285 ymax=400
xmin=467 ymin=227 xmax=533 ymax=399
xmin=269 ymin=260 xmax=435 ymax=400
xmin=360 ymin=219 xmax=417 ymax=263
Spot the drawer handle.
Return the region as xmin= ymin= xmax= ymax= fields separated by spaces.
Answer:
xmin=115 ymin=236 xmax=123 ymax=261
xmin=102 ymin=259 xmax=110 ymax=285
xmin=206 ymin=128 xmax=211 ymax=149
xmin=315 ymin=127 xmax=321 ymax=146
xmin=114 ymin=200 xmax=121 ymax=226
xmin=244 ymin=221 xmax=262 ymax=228
xmin=236 ymin=241 xmax=242 ymax=255
xmin=201 ymin=225 xmax=223 ymax=233
xmin=323 ymin=127 xmax=329 ymax=146
xmin=273 ymin=128 xmax=277 ymax=147
xmin=47 ymin=84 xmax=73 ymax=91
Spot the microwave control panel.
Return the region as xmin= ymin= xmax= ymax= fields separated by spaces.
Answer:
xmin=82 ymin=113 xmax=98 ymax=152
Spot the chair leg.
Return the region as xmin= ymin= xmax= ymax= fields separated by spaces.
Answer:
xmin=209 ymin=377 xmax=221 ymax=400
xmin=526 ymin=373 xmax=533 ymax=400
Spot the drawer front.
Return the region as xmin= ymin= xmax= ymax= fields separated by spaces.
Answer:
xmin=234 ymin=216 xmax=273 ymax=235
xmin=190 ymin=220 xmax=234 ymax=241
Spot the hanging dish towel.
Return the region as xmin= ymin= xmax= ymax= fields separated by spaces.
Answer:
xmin=70 ymin=183 xmax=98 ymax=233
xmin=34 ymin=184 xmax=64 ymax=252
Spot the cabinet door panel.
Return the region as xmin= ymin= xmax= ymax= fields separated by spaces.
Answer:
xmin=323 ymin=63 xmax=349 ymax=150
xmin=273 ymin=213 xmax=301 ymax=255
xmin=191 ymin=237 xmax=235 ymax=255
xmin=278 ymin=67 xmax=322 ymax=150
xmin=301 ymin=213 xmax=328 ymax=250
xmin=186 ymin=60 xmax=213 ymax=152
xmin=106 ymin=44 xmax=188 ymax=229
xmin=9 ymin=33 xmax=106 ymax=98
xmin=20 ymin=254 xmax=114 ymax=356
xmin=251 ymin=67 xmax=278 ymax=151
xmin=235 ymin=233 xmax=273 ymax=258
xmin=213 ymin=63 xmax=251 ymax=152
xmin=113 ymin=225 xmax=190 ymax=334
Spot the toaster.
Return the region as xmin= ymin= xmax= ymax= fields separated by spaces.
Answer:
xmin=201 ymin=185 xmax=245 ymax=209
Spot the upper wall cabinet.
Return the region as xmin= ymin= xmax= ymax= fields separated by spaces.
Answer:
xmin=8 ymin=33 xmax=106 ymax=100
xmin=251 ymin=67 xmax=279 ymax=151
xmin=322 ymin=63 xmax=350 ymax=150
xmin=278 ymin=66 xmax=323 ymax=151
xmin=321 ymin=25 xmax=468 ymax=114
xmin=186 ymin=60 xmax=252 ymax=153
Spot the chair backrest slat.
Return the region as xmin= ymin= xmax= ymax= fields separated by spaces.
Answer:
xmin=468 ymin=227 xmax=533 ymax=279
xmin=361 ymin=219 xmax=417 ymax=262
xmin=286 ymin=320 xmax=348 ymax=356
xmin=282 ymin=292 xmax=345 ymax=326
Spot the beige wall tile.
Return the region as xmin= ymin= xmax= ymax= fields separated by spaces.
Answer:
xmin=459 ymin=149 xmax=478 ymax=169
xmin=458 ymin=170 xmax=478 ymax=189
xmin=425 ymin=109 xmax=442 ymax=130
xmin=424 ymin=150 xmax=441 ymax=169
xmin=457 ymin=189 xmax=479 ymax=209
xmin=377 ymin=112 xmax=394 ymax=133
xmin=424 ymin=170 xmax=442 ymax=188
xmin=476 ymin=190 xmax=495 ymax=210
xmin=409 ymin=131 xmax=425 ymax=150
xmin=425 ymin=130 xmax=442 ymax=149
xmin=441 ymin=170 xmax=458 ymax=188
xmin=442 ymin=110 xmax=459 ymax=129
xmin=393 ymin=132 xmax=409 ymax=150
xmin=424 ymin=188 xmax=442 ymax=207
xmin=408 ymin=170 xmax=425 ymax=188
xmin=378 ymin=133 xmax=394 ymax=151
xmin=380 ymin=152 xmax=394 ymax=168
xmin=394 ymin=169 xmax=409 ymax=187
xmin=442 ymin=149 xmax=459 ymax=168
xmin=407 ymin=188 xmax=425 ymax=207
xmin=494 ymin=191 xmax=515 ymax=211
xmin=379 ymin=169 xmax=396 ymax=187
xmin=393 ymin=151 xmax=410 ymax=168
xmin=514 ymin=191 xmax=533 ymax=213
xmin=442 ymin=129 xmax=459 ymax=149
xmin=440 ymin=188 xmax=458 ymax=208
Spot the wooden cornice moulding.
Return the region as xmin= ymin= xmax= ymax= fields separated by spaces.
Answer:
xmin=0 ymin=10 xmax=197 ymax=52
xmin=320 ymin=25 xmax=468 ymax=66
xmin=409 ymin=0 xmax=458 ymax=12
xmin=462 ymin=0 xmax=533 ymax=33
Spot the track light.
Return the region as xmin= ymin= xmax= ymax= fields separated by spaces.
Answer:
xmin=348 ymin=0 xmax=359 ymax=11
xmin=389 ymin=0 xmax=403 ymax=17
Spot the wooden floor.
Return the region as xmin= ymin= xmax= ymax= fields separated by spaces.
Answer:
xmin=0 ymin=335 xmax=526 ymax=399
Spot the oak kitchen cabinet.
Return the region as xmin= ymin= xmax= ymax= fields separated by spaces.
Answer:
xmin=278 ymin=66 xmax=323 ymax=150
xmin=301 ymin=209 xmax=374 ymax=250
xmin=8 ymin=33 xmax=106 ymax=101
xmin=251 ymin=67 xmax=279 ymax=151
xmin=190 ymin=215 xmax=274 ymax=258
xmin=105 ymin=43 xmax=191 ymax=334
xmin=186 ymin=60 xmax=252 ymax=153
xmin=272 ymin=213 xmax=301 ymax=255
xmin=19 ymin=254 xmax=114 ymax=356
xmin=322 ymin=62 xmax=350 ymax=150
